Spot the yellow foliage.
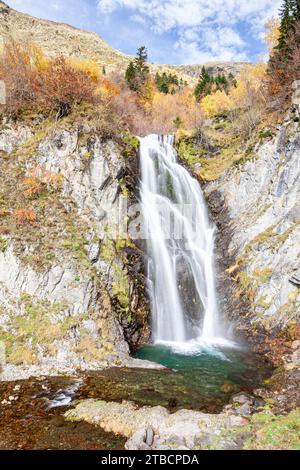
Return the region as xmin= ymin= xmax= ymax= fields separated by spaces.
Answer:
xmin=97 ymin=77 xmax=120 ymax=100
xmin=28 ymin=43 xmax=49 ymax=71
xmin=150 ymin=88 xmax=203 ymax=132
xmin=201 ymin=62 xmax=267 ymax=117
xmin=201 ymin=90 xmax=232 ymax=117
xmin=140 ymin=78 xmax=156 ymax=106
xmin=69 ymin=58 xmax=101 ymax=82
xmin=265 ymin=17 xmax=280 ymax=55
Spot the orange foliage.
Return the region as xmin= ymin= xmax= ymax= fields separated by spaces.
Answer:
xmin=0 ymin=208 xmax=8 ymax=217
xmin=23 ymin=176 xmax=44 ymax=198
xmin=0 ymin=40 xmax=101 ymax=117
xmin=37 ymin=57 xmax=98 ymax=118
xmin=98 ymin=77 xmax=120 ymax=101
xmin=13 ymin=208 xmax=37 ymax=225
xmin=23 ymin=168 xmax=62 ymax=198
xmin=267 ymin=21 xmax=300 ymax=110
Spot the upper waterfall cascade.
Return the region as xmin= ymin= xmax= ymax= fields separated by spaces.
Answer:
xmin=139 ymin=134 xmax=227 ymax=347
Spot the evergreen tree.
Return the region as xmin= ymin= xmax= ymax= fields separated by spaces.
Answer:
xmin=154 ymin=72 xmax=179 ymax=94
xmin=267 ymin=0 xmax=300 ymax=108
xmin=125 ymin=47 xmax=150 ymax=92
xmin=194 ymin=67 xmax=214 ymax=101
xmin=125 ymin=61 xmax=136 ymax=89
xmin=134 ymin=46 xmax=149 ymax=85
xmin=194 ymin=67 xmax=212 ymax=101
xmin=277 ymin=0 xmax=300 ymax=48
xmin=291 ymin=0 xmax=300 ymax=19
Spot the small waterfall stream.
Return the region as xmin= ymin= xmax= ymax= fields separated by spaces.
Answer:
xmin=139 ymin=134 xmax=227 ymax=347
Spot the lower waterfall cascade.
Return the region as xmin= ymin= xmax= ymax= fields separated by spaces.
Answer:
xmin=139 ymin=134 xmax=232 ymax=349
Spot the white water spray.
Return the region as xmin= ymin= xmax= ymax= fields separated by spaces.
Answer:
xmin=139 ymin=135 xmax=228 ymax=347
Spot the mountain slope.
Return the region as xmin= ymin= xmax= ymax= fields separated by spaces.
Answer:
xmin=0 ymin=1 xmax=247 ymax=81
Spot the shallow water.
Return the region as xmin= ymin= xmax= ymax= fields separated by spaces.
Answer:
xmin=0 ymin=377 xmax=126 ymax=450
xmin=132 ymin=342 xmax=272 ymax=410
xmin=0 ymin=344 xmax=272 ymax=449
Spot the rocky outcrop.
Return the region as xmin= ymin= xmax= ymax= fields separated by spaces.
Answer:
xmin=174 ymin=61 xmax=249 ymax=80
xmin=65 ymin=399 xmax=248 ymax=450
xmin=0 ymin=120 xmax=149 ymax=378
xmin=204 ymin=116 xmax=300 ymax=351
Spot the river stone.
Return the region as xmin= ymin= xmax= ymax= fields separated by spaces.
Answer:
xmin=231 ymin=392 xmax=254 ymax=405
xmin=234 ymin=403 xmax=252 ymax=416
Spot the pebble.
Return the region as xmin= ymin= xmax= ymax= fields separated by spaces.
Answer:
xmin=8 ymin=395 xmax=18 ymax=401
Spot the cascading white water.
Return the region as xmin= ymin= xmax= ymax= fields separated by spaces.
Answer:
xmin=139 ymin=134 xmax=226 ymax=346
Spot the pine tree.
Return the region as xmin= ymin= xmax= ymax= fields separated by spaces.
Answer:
xmin=194 ymin=67 xmax=212 ymax=101
xmin=134 ymin=46 xmax=149 ymax=85
xmin=277 ymin=0 xmax=299 ymax=48
xmin=125 ymin=47 xmax=149 ymax=92
xmin=291 ymin=0 xmax=300 ymax=19
xmin=267 ymin=0 xmax=300 ymax=108
xmin=125 ymin=61 xmax=136 ymax=90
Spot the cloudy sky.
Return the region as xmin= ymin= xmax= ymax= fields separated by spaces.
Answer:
xmin=6 ymin=0 xmax=282 ymax=64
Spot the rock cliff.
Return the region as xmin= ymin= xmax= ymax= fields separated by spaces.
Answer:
xmin=204 ymin=114 xmax=300 ymax=358
xmin=0 ymin=118 xmax=149 ymax=379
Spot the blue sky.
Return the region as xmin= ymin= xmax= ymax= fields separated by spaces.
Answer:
xmin=6 ymin=0 xmax=282 ymax=64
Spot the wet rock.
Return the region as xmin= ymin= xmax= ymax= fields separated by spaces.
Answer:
xmin=234 ymin=403 xmax=252 ymax=416
xmin=253 ymin=388 xmax=270 ymax=400
xmin=51 ymin=415 xmax=65 ymax=428
xmin=231 ymin=392 xmax=254 ymax=405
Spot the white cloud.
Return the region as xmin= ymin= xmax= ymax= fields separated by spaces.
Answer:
xmin=97 ymin=0 xmax=282 ymax=63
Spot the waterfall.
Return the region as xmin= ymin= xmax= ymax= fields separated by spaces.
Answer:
xmin=139 ymin=134 xmax=226 ymax=346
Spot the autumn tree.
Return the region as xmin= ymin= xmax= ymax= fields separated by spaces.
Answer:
xmin=265 ymin=17 xmax=281 ymax=55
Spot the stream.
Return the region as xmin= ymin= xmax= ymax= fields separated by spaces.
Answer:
xmin=0 ymin=346 xmax=271 ymax=450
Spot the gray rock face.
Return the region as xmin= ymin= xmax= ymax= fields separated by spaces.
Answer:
xmin=205 ymin=121 xmax=300 ymax=334
xmin=37 ymin=130 xmax=125 ymax=231
xmin=0 ymin=124 xmax=142 ymax=379
xmin=0 ymin=124 xmax=32 ymax=153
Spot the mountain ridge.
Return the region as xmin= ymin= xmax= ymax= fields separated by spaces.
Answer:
xmin=0 ymin=1 xmax=249 ymax=81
